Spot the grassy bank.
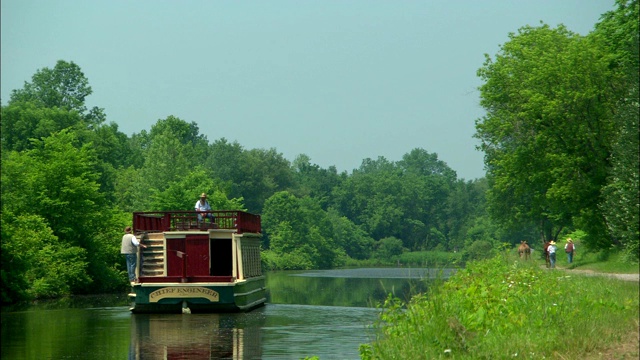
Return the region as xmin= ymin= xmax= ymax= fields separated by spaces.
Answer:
xmin=564 ymin=248 xmax=639 ymax=274
xmin=360 ymin=252 xmax=639 ymax=359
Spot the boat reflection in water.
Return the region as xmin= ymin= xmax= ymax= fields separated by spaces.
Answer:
xmin=129 ymin=309 xmax=265 ymax=360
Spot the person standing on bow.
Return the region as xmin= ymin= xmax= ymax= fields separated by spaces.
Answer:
xmin=121 ymin=226 xmax=147 ymax=284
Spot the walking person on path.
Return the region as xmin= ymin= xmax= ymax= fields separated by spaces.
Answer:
xmin=548 ymin=241 xmax=558 ymax=269
xmin=121 ymin=226 xmax=147 ymax=285
xmin=564 ymin=238 xmax=575 ymax=264
xmin=543 ymin=239 xmax=552 ymax=268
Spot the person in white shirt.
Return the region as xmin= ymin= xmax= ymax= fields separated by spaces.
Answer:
xmin=120 ymin=226 xmax=147 ymax=284
xmin=548 ymin=241 xmax=558 ymax=269
xmin=195 ymin=192 xmax=215 ymax=224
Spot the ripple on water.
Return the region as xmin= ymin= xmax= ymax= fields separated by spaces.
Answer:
xmin=261 ymin=304 xmax=380 ymax=360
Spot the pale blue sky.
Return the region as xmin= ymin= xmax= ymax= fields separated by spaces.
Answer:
xmin=1 ymin=0 xmax=614 ymax=180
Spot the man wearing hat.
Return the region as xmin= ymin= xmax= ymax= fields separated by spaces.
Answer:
xmin=564 ymin=238 xmax=575 ymax=264
xmin=121 ymin=226 xmax=147 ymax=285
xmin=548 ymin=240 xmax=558 ymax=269
xmin=195 ymin=193 xmax=215 ymax=225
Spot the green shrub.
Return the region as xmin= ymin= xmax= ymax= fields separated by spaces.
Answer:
xmin=396 ymin=251 xmax=463 ymax=268
xmin=462 ymin=240 xmax=495 ymax=262
xmin=362 ymin=254 xmax=639 ymax=359
xmin=260 ymin=249 xmax=314 ymax=270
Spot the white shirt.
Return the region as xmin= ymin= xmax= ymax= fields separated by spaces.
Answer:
xmin=195 ymin=199 xmax=211 ymax=212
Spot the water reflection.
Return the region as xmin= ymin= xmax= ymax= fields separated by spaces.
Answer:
xmin=130 ymin=310 xmax=265 ymax=360
xmin=2 ymin=268 xmax=448 ymax=359
xmin=262 ymin=304 xmax=378 ymax=360
xmin=293 ymin=267 xmax=456 ymax=279
xmin=126 ymin=305 xmax=380 ymax=360
xmin=266 ymin=268 xmax=446 ymax=307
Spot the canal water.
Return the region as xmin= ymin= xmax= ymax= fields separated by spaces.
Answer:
xmin=1 ymin=268 xmax=453 ymax=360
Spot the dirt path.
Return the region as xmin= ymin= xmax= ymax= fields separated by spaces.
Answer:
xmin=560 ymin=268 xmax=640 ymax=282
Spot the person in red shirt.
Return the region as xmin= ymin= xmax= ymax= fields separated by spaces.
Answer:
xmin=564 ymin=238 xmax=575 ymax=264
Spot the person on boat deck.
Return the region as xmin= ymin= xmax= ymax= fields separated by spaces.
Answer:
xmin=195 ymin=192 xmax=215 ymax=224
xmin=121 ymin=226 xmax=147 ymax=284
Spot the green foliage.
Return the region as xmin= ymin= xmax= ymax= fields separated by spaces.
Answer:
xmin=140 ymin=127 xmax=197 ymax=194
xmin=1 ymin=102 xmax=85 ymax=152
xmin=149 ymin=169 xmax=245 ymax=211
xmin=261 ymin=249 xmax=314 ymax=270
xmin=331 ymin=152 xmax=459 ymax=251
xmin=362 ymin=255 xmax=640 ymax=359
xmin=2 ymin=130 xmax=104 ymax=246
xmin=10 ymin=60 xmax=92 ymax=111
xmin=326 ymin=208 xmax=374 ymax=260
xmin=475 ymin=1 xmax=639 ymax=254
xmin=292 ymin=153 xmax=346 ymax=209
xmin=113 ymin=165 xmax=146 ymax=212
xmin=571 ymin=248 xmax=640 ymax=273
xmin=596 ymin=0 xmax=639 ymax=260
xmin=2 ymin=213 xmax=92 ymax=299
xmin=374 ymin=237 xmax=404 ymax=260
xmin=206 ymin=142 xmax=294 ymax=214
xmin=462 ymin=240 xmax=496 ymax=262
xmin=262 ymin=192 xmax=345 ymax=269
xmin=4 ymin=12 xmax=638 ymax=306
xmin=1 ymin=211 xmax=31 ymax=303
xmin=476 ymin=24 xmax=613 ymax=240
xmin=396 ymin=251 xmax=462 ymax=268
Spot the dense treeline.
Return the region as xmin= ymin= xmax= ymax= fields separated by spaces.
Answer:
xmin=0 ymin=60 xmax=491 ymax=303
xmin=475 ymin=0 xmax=638 ymax=258
xmin=1 ymin=0 xmax=637 ymax=305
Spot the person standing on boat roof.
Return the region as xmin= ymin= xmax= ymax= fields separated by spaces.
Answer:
xmin=195 ymin=192 xmax=215 ymax=224
xmin=121 ymin=226 xmax=147 ymax=284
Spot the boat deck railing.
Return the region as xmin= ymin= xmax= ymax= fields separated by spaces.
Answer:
xmin=133 ymin=210 xmax=261 ymax=234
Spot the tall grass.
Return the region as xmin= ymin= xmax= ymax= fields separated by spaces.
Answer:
xmin=360 ymin=253 xmax=639 ymax=359
xmin=567 ymin=249 xmax=640 ymax=273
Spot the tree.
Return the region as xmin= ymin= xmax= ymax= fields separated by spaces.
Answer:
xmin=444 ymin=179 xmax=490 ymax=251
xmin=331 ymin=152 xmax=457 ymax=251
xmin=262 ymin=191 xmax=344 ymax=268
xmin=8 ymin=60 xmax=104 ymax=126
xmin=1 ymin=213 xmax=91 ymax=299
xmin=131 ymin=116 xmax=211 ymax=210
xmin=2 ymin=130 xmax=105 ymax=247
xmin=1 ymin=102 xmax=84 ymax=152
xmin=374 ymin=237 xmax=404 ymax=260
xmin=149 ymin=169 xmax=245 ymax=211
xmin=475 ymin=24 xmax=619 ymax=247
xmin=1 ymin=211 xmax=31 ymax=303
xmin=292 ymin=154 xmax=346 ymax=209
xmin=326 ymin=208 xmax=374 ymax=260
xmin=262 ymin=191 xmax=306 ymax=249
xmin=0 ymin=129 xmax=119 ymax=296
xmin=205 ymin=139 xmax=294 ymax=214
xmin=595 ymin=0 xmax=639 ymax=259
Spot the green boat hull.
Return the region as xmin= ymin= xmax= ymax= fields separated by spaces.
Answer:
xmin=129 ymin=276 xmax=266 ymax=313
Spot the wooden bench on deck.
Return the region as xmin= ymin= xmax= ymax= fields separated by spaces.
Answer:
xmin=173 ymin=214 xmax=218 ymax=231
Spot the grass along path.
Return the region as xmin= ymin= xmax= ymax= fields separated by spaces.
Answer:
xmin=361 ymin=253 xmax=639 ymax=359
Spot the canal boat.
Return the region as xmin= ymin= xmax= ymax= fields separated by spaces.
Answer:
xmin=128 ymin=210 xmax=265 ymax=313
